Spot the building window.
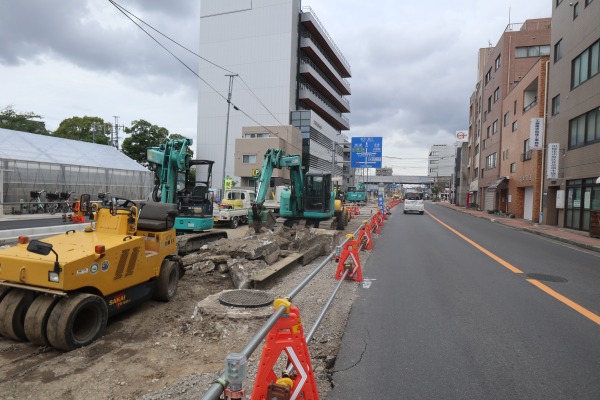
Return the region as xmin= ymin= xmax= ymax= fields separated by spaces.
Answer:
xmin=242 ymin=154 xmax=257 ymax=163
xmin=514 ymin=100 xmax=517 ymax=115
xmin=552 ymin=94 xmax=560 ymax=116
xmin=494 ymin=87 xmax=500 ymax=102
xmin=585 ymin=0 xmax=593 ymax=6
xmin=430 ymin=151 xmax=439 ymax=156
xmin=512 ymin=121 xmax=518 ymax=132
xmin=554 ymin=39 xmax=563 ymax=62
xmin=515 ymin=45 xmax=551 ymax=58
xmin=486 ymin=153 xmax=497 ymax=169
xmin=473 ymin=167 xmax=478 ymax=179
xmin=493 ymin=120 xmax=498 ymax=134
xmin=503 ymin=112 xmax=509 ymax=127
xmin=429 ymin=160 xmax=439 ymax=164
xmin=502 ymin=149 xmax=510 ymax=160
xmin=556 ymin=0 xmax=563 ymax=5
xmin=573 ymin=2 xmax=579 ymax=18
xmin=429 ymin=168 xmax=437 ymax=174
xmin=495 ymin=54 xmax=502 ymax=70
xmin=486 ymin=125 xmax=491 ymax=138
xmin=485 ymin=68 xmax=492 ymax=84
xmin=475 ymin=144 xmax=479 ymax=155
xmin=571 ymin=39 xmax=600 ymax=88
xmin=487 ymin=96 xmax=492 ymax=112
xmin=510 ymin=163 xmax=516 ymax=173
xmin=522 ymin=139 xmax=531 ymax=161
xmin=569 ymin=107 xmax=600 ymax=149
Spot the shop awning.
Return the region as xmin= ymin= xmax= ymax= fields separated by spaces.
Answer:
xmin=486 ymin=177 xmax=508 ymax=191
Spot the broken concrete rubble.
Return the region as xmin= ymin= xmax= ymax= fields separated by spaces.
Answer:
xmin=181 ymin=225 xmax=341 ymax=289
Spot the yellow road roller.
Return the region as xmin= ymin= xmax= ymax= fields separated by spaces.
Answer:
xmin=0 ymin=195 xmax=183 ymax=351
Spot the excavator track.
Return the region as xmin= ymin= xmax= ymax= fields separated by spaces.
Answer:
xmin=176 ymin=231 xmax=228 ymax=255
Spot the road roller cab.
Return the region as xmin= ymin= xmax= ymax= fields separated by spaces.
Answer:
xmin=0 ymin=196 xmax=183 ymax=351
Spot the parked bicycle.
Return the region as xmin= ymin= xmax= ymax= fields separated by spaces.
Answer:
xmin=45 ymin=192 xmax=60 ymax=215
xmin=28 ymin=190 xmax=47 ymax=214
xmin=59 ymin=191 xmax=75 ymax=213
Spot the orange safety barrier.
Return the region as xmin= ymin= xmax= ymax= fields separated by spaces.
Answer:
xmin=357 ymin=221 xmax=374 ymax=251
xmin=334 ymin=234 xmax=363 ymax=282
xmin=251 ymin=300 xmax=319 ymax=400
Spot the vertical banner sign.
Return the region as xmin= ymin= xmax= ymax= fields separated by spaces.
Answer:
xmin=530 ymin=118 xmax=544 ymax=149
xmin=378 ymin=194 xmax=384 ymax=213
xmin=547 ymin=143 xmax=559 ymax=179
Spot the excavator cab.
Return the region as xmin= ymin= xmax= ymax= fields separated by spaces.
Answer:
xmin=304 ymin=172 xmax=332 ymax=214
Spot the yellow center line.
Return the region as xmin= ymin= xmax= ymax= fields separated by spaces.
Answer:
xmin=426 ymin=210 xmax=600 ymax=326
xmin=426 ymin=211 xmax=523 ymax=274
xmin=527 ymin=279 xmax=600 ymax=325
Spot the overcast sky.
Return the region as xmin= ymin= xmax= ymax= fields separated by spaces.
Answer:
xmin=0 ymin=0 xmax=551 ymax=175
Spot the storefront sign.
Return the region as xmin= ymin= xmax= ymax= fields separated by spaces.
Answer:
xmin=546 ymin=143 xmax=559 ymax=179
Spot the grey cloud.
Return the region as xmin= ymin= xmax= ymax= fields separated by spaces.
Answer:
xmin=0 ymin=0 xmax=201 ymax=92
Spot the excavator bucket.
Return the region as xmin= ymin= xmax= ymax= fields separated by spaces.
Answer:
xmin=251 ymin=205 xmax=276 ymax=233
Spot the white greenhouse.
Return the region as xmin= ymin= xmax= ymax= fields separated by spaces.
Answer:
xmin=0 ymin=128 xmax=153 ymax=215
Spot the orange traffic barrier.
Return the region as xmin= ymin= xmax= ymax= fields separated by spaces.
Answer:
xmin=251 ymin=300 xmax=319 ymax=400
xmin=334 ymin=234 xmax=363 ymax=282
xmin=357 ymin=221 xmax=374 ymax=251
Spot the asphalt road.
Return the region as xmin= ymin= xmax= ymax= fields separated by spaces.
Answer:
xmin=328 ymin=202 xmax=600 ymax=400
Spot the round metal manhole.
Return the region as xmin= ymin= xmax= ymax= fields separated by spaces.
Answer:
xmin=526 ymin=273 xmax=568 ymax=283
xmin=219 ymin=289 xmax=274 ymax=308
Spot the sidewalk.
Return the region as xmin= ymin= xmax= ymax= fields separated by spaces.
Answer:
xmin=434 ymin=202 xmax=600 ymax=254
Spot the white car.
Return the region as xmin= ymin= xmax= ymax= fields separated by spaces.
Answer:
xmin=403 ymin=192 xmax=425 ymax=214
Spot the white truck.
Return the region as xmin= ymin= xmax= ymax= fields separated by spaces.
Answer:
xmin=213 ymin=188 xmax=256 ymax=228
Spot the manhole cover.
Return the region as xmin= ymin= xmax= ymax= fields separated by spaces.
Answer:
xmin=526 ymin=273 xmax=568 ymax=283
xmin=219 ymin=289 xmax=274 ymax=308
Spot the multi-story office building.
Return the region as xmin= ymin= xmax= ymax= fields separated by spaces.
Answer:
xmin=428 ymin=144 xmax=455 ymax=189
xmin=543 ymin=0 xmax=600 ymax=231
xmin=477 ymin=19 xmax=551 ymax=212
xmin=501 ymin=57 xmax=548 ymax=221
xmin=197 ymin=0 xmax=351 ymax=190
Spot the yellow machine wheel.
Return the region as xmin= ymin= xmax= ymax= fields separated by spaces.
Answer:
xmin=153 ymin=259 xmax=180 ymax=302
xmin=24 ymin=294 xmax=60 ymax=346
xmin=0 ymin=289 xmax=36 ymax=341
xmin=47 ymin=293 xmax=108 ymax=351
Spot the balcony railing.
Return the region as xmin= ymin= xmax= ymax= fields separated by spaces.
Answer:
xmin=301 ymin=6 xmax=351 ymax=74
xmin=523 ymin=97 xmax=538 ymax=113
xmin=301 ymin=31 xmax=351 ymax=85
xmin=300 ymin=56 xmax=350 ymax=108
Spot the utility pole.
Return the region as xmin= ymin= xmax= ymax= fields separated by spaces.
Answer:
xmin=222 ymin=73 xmax=238 ymax=194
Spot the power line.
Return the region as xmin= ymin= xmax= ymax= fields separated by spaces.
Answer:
xmin=236 ymin=75 xmax=285 ymax=126
xmin=107 ymin=0 xmax=235 ymax=74
xmin=108 ymin=0 xmax=283 ymax=139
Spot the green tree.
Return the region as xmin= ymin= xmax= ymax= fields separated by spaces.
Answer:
xmin=121 ymin=119 xmax=169 ymax=165
xmin=53 ymin=116 xmax=111 ymax=144
xmin=0 ymin=106 xmax=49 ymax=134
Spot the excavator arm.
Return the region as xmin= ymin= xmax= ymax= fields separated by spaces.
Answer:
xmin=251 ymin=148 xmax=303 ymax=232
xmin=147 ymin=138 xmax=192 ymax=204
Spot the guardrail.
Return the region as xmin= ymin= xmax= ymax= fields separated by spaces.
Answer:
xmin=201 ymin=201 xmax=400 ymax=399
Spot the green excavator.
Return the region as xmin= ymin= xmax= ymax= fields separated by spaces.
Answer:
xmin=250 ymin=148 xmax=347 ymax=233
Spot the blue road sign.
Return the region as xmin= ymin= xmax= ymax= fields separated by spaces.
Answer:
xmin=351 ymin=137 xmax=382 ymax=168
